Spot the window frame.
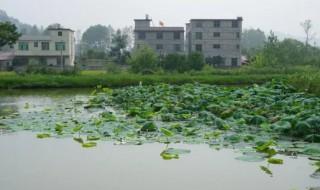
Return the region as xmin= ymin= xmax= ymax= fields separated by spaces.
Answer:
xmin=195 ymin=32 xmax=202 ymax=40
xmin=213 ymin=32 xmax=221 ymax=37
xmin=213 ymin=20 xmax=221 ymax=28
xmin=138 ymin=31 xmax=146 ymax=40
xmin=55 ymin=42 xmax=66 ymax=51
xmin=18 ymin=42 xmax=29 ymax=51
xmin=173 ymin=32 xmax=180 ymax=40
xmin=213 ymin=44 xmax=221 ymax=49
xmin=156 ymin=32 xmax=163 ymax=39
xmin=195 ymin=44 xmax=202 ymax=52
xmin=41 ymin=41 xmax=50 ymax=51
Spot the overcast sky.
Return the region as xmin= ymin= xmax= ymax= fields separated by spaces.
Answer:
xmin=1 ymin=0 xmax=319 ymax=38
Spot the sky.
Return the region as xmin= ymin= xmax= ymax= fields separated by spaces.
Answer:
xmin=1 ymin=0 xmax=319 ymax=39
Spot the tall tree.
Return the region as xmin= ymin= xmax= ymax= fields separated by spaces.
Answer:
xmin=110 ymin=29 xmax=130 ymax=64
xmin=300 ymin=20 xmax=313 ymax=47
xmin=0 ymin=22 xmax=21 ymax=48
xmin=81 ymin=25 xmax=114 ymax=52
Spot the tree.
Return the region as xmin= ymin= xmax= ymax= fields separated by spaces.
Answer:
xmin=241 ymin=28 xmax=266 ymax=57
xmin=0 ymin=22 xmax=21 ymax=48
xmin=81 ymin=25 xmax=114 ymax=52
xmin=110 ymin=29 xmax=130 ymax=64
xmin=129 ymin=45 xmax=158 ymax=73
xmin=300 ymin=20 xmax=313 ymax=47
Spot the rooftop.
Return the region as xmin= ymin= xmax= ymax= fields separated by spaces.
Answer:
xmin=135 ymin=27 xmax=184 ymax=32
xmin=190 ymin=17 xmax=243 ymax=22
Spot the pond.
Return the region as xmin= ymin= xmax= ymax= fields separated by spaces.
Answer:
xmin=0 ymin=84 xmax=320 ymax=190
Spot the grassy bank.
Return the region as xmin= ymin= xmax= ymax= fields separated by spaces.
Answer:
xmin=1 ymin=66 xmax=319 ymax=96
xmin=0 ymin=71 xmax=285 ymax=89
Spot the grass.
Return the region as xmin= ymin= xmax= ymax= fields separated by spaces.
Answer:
xmin=0 ymin=72 xmax=286 ymax=89
xmin=0 ymin=65 xmax=319 ymax=96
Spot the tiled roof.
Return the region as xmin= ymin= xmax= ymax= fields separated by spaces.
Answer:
xmin=19 ymin=35 xmax=52 ymax=41
xmin=0 ymin=52 xmax=14 ymax=61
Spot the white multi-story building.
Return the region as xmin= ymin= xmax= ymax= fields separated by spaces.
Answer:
xmin=13 ymin=26 xmax=75 ymax=68
xmin=186 ymin=17 xmax=243 ymax=66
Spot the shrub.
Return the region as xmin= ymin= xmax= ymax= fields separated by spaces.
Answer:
xmin=162 ymin=53 xmax=187 ymax=73
xmin=188 ymin=52 xmax=205 ymax=71
xmin=128 ymin=45 xmax=158 ymax=73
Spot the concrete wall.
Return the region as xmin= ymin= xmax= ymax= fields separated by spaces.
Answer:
xmin=134 ymin=19 xmax=185 ymax=55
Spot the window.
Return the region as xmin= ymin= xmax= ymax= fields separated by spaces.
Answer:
xmin=195 ymin=44 xmax=202 ymax=52
xmin=34 ymin=42 xmax=38 ymax=48
xmin=214 ymin=20 xmax=220 ymax=28
xmin=156 ymin=44 xmax=163 ymax=50
xmin=213 ymin=44 xmax=221 ymax=49
xmin=173 ymin=32 xmax=180 ymax=40
xmin=174 ymin=44 xmax=181 ymax=52
xmin=232 ymin=21 xmax=239 ymax=28
xmin=195 ymin=22 xmax=202 ymax=28
xmin=195 ymin=32 xmax=202 ymax=40
xmin=41 ymin=42 xmax=50 ymax=50
xmin=58 ymin=31 xmax=63 ymax=36
xmin=138 ymin=32 xmax=146 ymax=40
xmin=232 ymin=58 xmax=238 ymax=66
xmin=213 ymin=32 xmax=220 ymax=37
xmin=236 ymin=44 xmax=240 ymax=49
xmin=18 ymin=42 xmax=29 ymax=51
xmin=156 ymin=32 xmax=163 ymax=39
xmin=236 ymin=32 xmax=240 ymax=39
xmin=55 ymin=42 xmax=66 ymax=51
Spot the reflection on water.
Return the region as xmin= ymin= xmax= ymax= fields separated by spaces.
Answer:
xmin=0 ymin=132 xmax=319 ymax=190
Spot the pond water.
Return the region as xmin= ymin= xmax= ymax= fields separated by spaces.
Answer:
xmin=0 ymin=88 xmax=319 ymax=190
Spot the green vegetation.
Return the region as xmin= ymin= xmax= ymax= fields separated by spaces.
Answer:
xmin=2 ymin=82 xmax=320 ymax=162
xmin=0 ymin=21 xmax=21 ymax=48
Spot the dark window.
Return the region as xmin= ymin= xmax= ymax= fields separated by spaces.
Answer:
xmin=156 ymin=32 xmax=163 ymax=39
xmin=236 ymin=44 xmax=240 ymax=49
xmin=58 ymin=31 xmax=63 ymax=36
xmin=55 ymin=42 xmax=66 ymax=51
xmin=232 ymin=58 xmax=238 ymax=66
xmin=18 ymin=42 xmax=29 ymax=51
xmin=195 ymin=32 xmax=202 ymax=40
xmin=156 ymin=44 xmax=163 ymax=50
xmin=213 ymin=44 xmax=221 ymax=49
xmin=173 ymin=32 xmax=180 ymax=40
xmin=195 ymin=22 xmax=202 ymax=28
xmin=232 ymin=21 xmax=239 ymax=28
xmin=34 ymin=42 xmax=38 ymax=48
xmin=213 ymin=32 xmax=220 ymax=37
xmin=174 ymin=44 xmax=181 ymax=52
xmin=41 ymin=42 xmax=50 ymax=50
xmin=195 ymin=44 xmax=202 ymax=52
xmin=138 ymin=32 xmax=146 ymax=40
xmin=236 ymin=32 xmax=240 ymax=39
xmin=214 ymin=20 xmax=220 ymax=28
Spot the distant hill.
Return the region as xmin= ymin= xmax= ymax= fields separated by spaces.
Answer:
xmin=0 ymin=9 xmax=43 ymax=35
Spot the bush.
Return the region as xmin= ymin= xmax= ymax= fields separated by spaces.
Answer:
xmin=188 ymin=52 xmax=205 ymax=71
xmin=162 ymin=53 xmax=187 ymax=73
xmin=128 ymin=45 xmax=159 ymax=73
